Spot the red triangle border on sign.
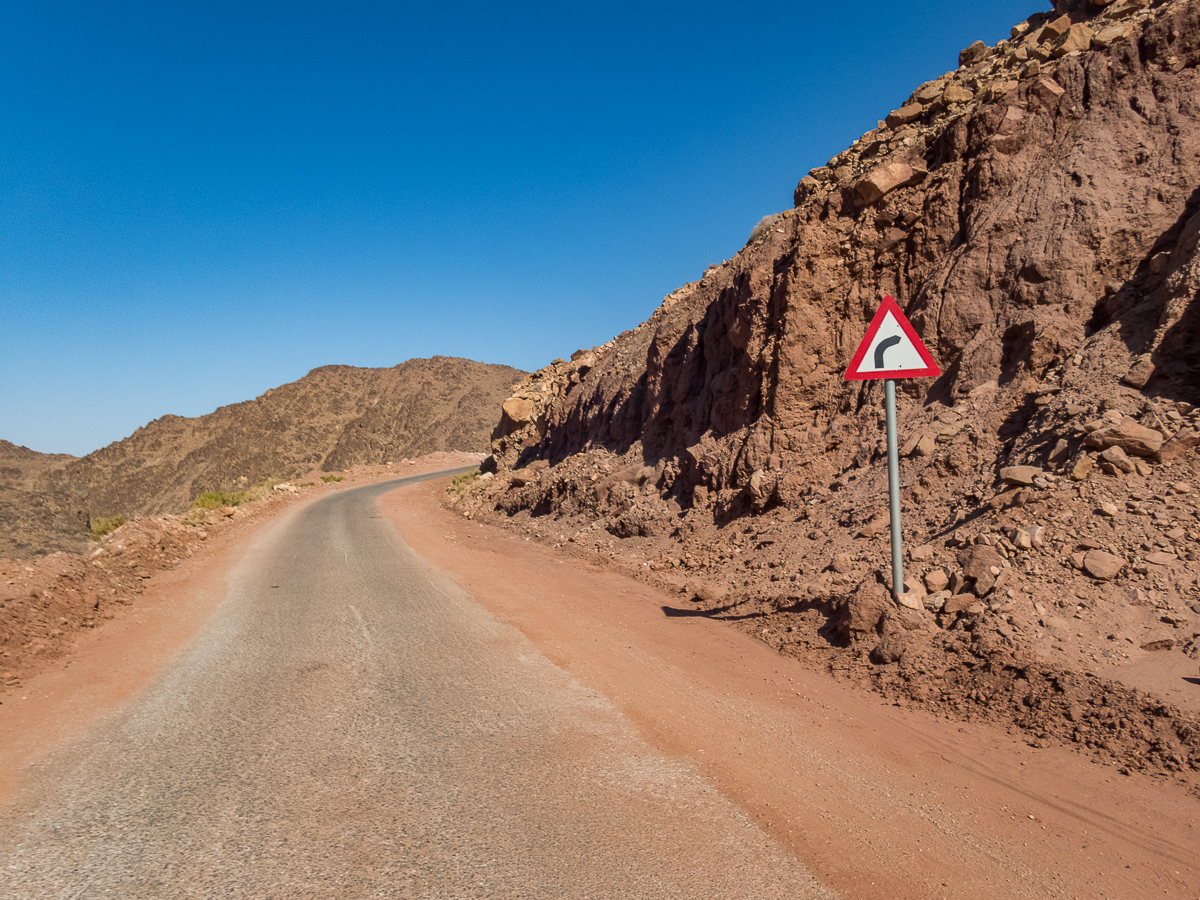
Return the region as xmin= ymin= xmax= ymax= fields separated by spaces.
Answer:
xmin=844 ymin=294 xmax=941 ymax=381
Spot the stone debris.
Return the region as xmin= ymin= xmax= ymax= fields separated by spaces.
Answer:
xmin=1086 ymin=419 xmax=1166 ymax=457
xmin=1082 ymin=549 xmax=1125 ymax=581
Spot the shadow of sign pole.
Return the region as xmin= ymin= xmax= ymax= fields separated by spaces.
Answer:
xmin=844 ymin=295 xmax=941 ymax=600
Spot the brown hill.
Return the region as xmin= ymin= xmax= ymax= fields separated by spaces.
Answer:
xmin=2 ymin=356 xmax=524 ymax=558
xmin=0 ymin=440 xmax=76 ymax=491
xmin=457 ymin=0 xmax=1200 ymax=787
xmin=0 ymin=442 xmax=87 ymax=559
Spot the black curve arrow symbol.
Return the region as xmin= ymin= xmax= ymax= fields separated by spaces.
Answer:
xmin=874 ymin=335 xmax=902 ymax=369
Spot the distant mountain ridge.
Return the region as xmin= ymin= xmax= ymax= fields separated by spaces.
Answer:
xmin=0 ymin=356 xmax=524 ymax=558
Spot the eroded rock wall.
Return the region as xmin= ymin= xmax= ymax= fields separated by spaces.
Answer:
xmin=485 ymin=0 xmax=1200 ymax=524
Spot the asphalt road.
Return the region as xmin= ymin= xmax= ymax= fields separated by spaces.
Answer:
xmin=0 ymin=472 xmax=835 ymax=899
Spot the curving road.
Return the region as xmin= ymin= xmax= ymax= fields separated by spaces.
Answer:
xmin=0 ymin=472 xmax=834 ymax=899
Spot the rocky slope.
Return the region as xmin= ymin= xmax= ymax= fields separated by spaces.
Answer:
xmin=456 ymin=0 xmax=1200 ymax=788
xmin=0 ymin=442 xmax=86 ymax=560
xmin=2 ymin=357 xmax=524 ymax=558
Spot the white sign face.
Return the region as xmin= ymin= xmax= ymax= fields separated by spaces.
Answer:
xmin=844 ymin=295 xmax=940 ymax=381
xmin=855 ymin=310 xmax=930 ymax=374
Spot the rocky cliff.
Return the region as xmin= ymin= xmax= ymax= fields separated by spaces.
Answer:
xmin=488 ymin=0 xmax=1199 ymax=512
xmin=461 ymin=0 xmax=1200 ymax=785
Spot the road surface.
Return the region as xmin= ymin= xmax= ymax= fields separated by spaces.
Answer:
xmin=0 ymin=472 xmax=832 ymax=899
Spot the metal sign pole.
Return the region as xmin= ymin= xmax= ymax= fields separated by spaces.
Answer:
xmin=884 ymin=378 xmax=903 ymax=600
xmin=845 ymin=294 xmax=940 ymax=600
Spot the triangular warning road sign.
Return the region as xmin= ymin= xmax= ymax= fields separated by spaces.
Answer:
xmin=845 ymin=295 xmax=941 ymax=381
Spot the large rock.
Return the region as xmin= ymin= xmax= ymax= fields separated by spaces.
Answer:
xmin=836 ymin=579 xmax=891 ymax=642
xmin=959 ymin=40 xmax=990 ymax=68
xmin=1122 ymin=353 xmax=1155 ymax=388
xmin=924 ymin=569 xmax=950 ymax=592
xmin=1040 ymin=14 xmax=1074 ymax=42
xmin=1070 ymin=454 xmax=1096 ymax=481
xmin=502 ymin=397 xmax=538 ymax=425
xmin=885 ymin=103 xmax=924 ymax=128
xmin=999 ymin=465 xmax=1042 ymax=485
xmin=1093 ymin=23 xmax=1131 ymax=48
xmin=851 ymin=162 xmax=926 ymax=206
xmin=1052 ymin=23 xmax=1094 ymax=57
xmin=959 ymin=544 xmax=1006 ymax=583
xmin=1158 ymin=428 xmax=1199 ymax=462
xmin=941 ymin=83 xmax=975 ymax=105
xmin=1082 ymin=549 xmax=1124 ymax=580
xmin=1099 ymin=445 xmax=1135 ymax=474
xmin=478 ymin=0 xmax=1200 ymax=581
xmin=1085 ymin=419 xmax=1165 ymax=456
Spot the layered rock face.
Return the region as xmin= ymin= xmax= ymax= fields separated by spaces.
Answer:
xmin=486 ymin=0 xmax=1200 ymax=523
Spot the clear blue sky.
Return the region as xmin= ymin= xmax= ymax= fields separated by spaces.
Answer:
xmin=2 ymin=0 xmax=1044 ymax=457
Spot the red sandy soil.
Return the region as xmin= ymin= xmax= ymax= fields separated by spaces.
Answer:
xmin=2 ymin=464 xmax=1197 ymax=899
xmin=389 ymin=478 xmax=1200 ymax=900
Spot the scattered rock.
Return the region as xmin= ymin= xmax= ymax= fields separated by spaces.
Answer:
xmin=924 ymin=569 xmax=950 ymax=592
xmin=1099 ymin=445 xmax=1136 ymax=474
xmin=885 ymin=103 xmax=925 ymax=128
xmin=1157 ymin=428 xmax=1199 ymax=462
xmin=1082 ymin=550 xmax=1124 ymax=581
xmin=1070 ymin=455 xmax=1096 ymax=481
xmin=851 ymin=162 xmax=927 ymax=206
xmin=1052 ymin=23 xmax=1094 ymax=57
xmin=959 ymin=544 xmax=1006 ymax=584
xmin=1122 ymin=354 xmax=1155 ymax=388
xmin=1010 ymin=525 xmax=1042 ymax=550
xmin=1140 ymin=638 xmax=1175 ymax=652
xmin=1085 ymin=419 xmax=1165 ymax=457
xmin=1093 ymin=23 xmax=1131 ymax=48
xmin=832 ymin=552 xmax=855 ymax=574
xmin=1000 ymin=465 xmax=1043 ymax=486
xmin=837 ymin=580 xmax=891 ymax=642
xmin=686 ymin=581 xmax=729 ymax=604
xmin=941 ymin=83 xmax=974 ymax=105
xmin=958 ymin=40 xmax=990 ymax=68
xmin=943 ymin=594 xmax=978 ymax=616
xmin=857 ymin=515 xmax=890 ymax=539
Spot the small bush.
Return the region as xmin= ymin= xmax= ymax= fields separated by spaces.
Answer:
xmin=88 ymin=514 xmax=126 ymax=541
xmin=321 ymin=475 xmax=345 ymax=483
xmin=748 ymin=212 xmax=783 ymax=243
xmin=449 ymin=468 xmax=480 ymax=500
xmin=191 ymin=490 xmax=249 ymax=510
xmin=188 ymin=478 xmax=280 ymax=513
xmin=299 ymin=482 xmax=316 ymax=487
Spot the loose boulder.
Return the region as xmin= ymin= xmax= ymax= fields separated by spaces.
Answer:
xmin=1085 ymin=419 xmax=1165 ymax=456
xmin=1082 ymin=550 xmax=1124 ymax=580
